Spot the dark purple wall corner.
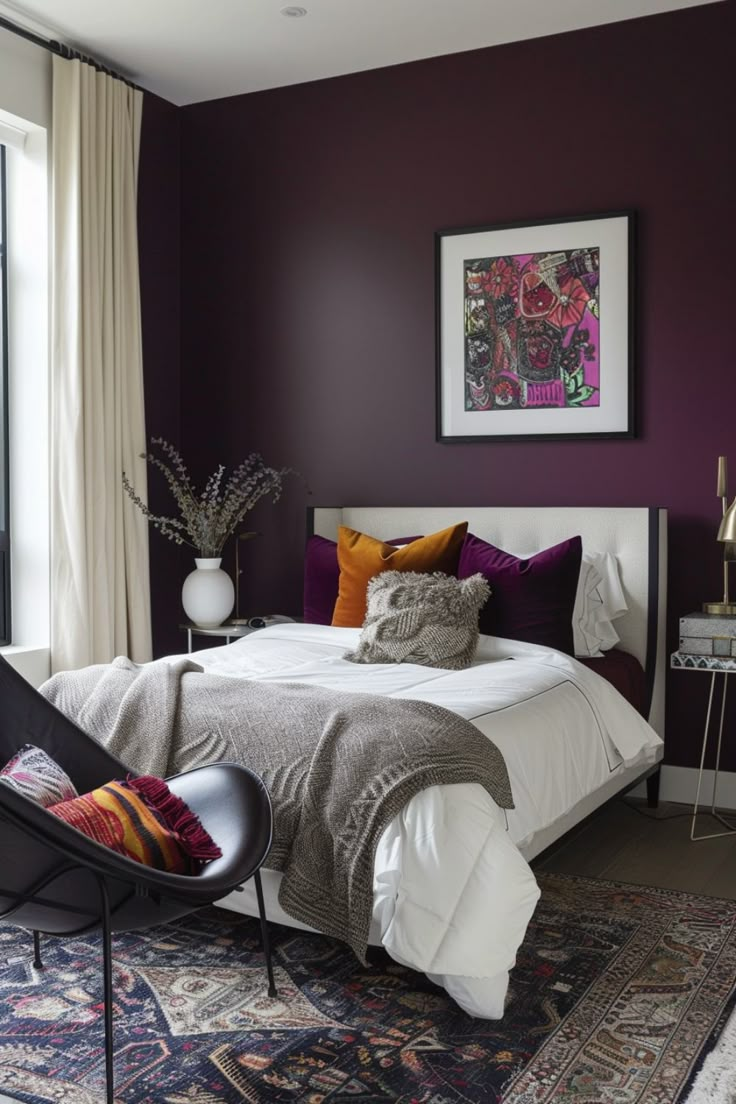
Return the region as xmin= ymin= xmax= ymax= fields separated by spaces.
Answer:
xmin=139 ymin=0 xmax=736 ymax=768
xmin=138 ymin=91 xmax=184 ymax=658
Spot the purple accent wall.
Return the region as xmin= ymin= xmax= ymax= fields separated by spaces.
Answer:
xmin=143 ymin=1 xmax=736 ymax=768
xmin=138 ymin=92 xmax=184 ymax=658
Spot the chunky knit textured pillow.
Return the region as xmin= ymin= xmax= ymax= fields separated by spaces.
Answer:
xmin=0 ymin=744 xmax=79 ymax=808
xmin=49 ymin=775 xmax=222 ymax=874
xmin=345 ymin=570 xmax=490 ymax=670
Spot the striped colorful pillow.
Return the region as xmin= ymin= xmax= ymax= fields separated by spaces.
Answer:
xmin=0 ymin=744 xmax=79 ymax=807
xmin=49 ymin=776 xmax=222 ymax=875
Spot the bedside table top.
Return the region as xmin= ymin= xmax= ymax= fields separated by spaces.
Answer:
xmin=671 ymin=650 xmax=736 ymax=672
xmin=179 ymin=622 xmax=256 ymax=638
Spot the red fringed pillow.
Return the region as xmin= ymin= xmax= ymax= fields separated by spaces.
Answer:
xmin=49 ymin=775 xmax=221 ymax=875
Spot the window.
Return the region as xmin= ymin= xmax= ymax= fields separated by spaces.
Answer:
xmin=0 ymin=143 xmax=10 ymax=645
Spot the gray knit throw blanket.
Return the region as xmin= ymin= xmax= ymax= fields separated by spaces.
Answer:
xmin=41 ymin=657 xmax=514 ymax=963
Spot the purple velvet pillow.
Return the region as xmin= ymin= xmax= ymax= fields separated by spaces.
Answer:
xmin=303 ymin=535 xmax=342 ymax=625
xmin=458 ymin=533 xmax=582 ymax=655
xmin=303 ymin=534 xmax=422 ymax=625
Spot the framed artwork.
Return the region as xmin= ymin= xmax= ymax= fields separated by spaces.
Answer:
xmin=435 ymin=211 xmax=635 ymax=442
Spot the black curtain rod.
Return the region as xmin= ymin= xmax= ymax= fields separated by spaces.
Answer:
xmin=0 ymin=14 xmax=142 ymax=91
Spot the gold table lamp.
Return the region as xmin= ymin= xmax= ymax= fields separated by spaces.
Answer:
xmin=703 ymin=455 xmax=736 ymax=615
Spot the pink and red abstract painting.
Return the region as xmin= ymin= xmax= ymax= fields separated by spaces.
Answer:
xmin=464 ymin=247 xmax=600 ymax=413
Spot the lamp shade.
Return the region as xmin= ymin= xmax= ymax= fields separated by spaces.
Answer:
xmin=718 ymin=498 xmax=736 ymax=542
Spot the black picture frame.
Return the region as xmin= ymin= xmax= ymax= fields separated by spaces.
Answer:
xmin=435 ymin=210 xmax=635 ymax=443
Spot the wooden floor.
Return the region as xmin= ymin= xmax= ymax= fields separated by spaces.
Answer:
xmin=535 ymin=796 xmax=736 ymax=899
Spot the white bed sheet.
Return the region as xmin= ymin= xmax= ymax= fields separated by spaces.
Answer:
xmin=182 ymin=623 xmax=663 ymax=1018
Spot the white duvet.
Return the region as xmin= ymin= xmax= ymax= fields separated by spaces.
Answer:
xmin=180 ymin=623 xmax=663 ymax=1018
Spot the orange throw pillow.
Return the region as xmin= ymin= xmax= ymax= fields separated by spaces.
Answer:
xmin=332 ymin=522 xmax=468 ymax=628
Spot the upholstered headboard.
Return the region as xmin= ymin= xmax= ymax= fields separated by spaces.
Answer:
xmin=308 ymin=506 xmax=667 ymax=738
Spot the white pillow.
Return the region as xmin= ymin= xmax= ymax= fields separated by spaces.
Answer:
xmin=573 ymin=552 xmax=627 ymax=658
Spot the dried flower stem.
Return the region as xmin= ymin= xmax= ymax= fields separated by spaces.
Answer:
xmin=123 ymin=437 xmax=290 ymax=557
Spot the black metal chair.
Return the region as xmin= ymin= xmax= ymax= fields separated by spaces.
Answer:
xmin=0 ymin=654 xmax=277 ymax=1104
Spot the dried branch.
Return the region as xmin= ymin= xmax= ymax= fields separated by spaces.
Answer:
xmin=123 ymin=439 xmax=290 ymax=557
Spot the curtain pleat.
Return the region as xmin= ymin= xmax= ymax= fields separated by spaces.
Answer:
xmin=51 ymin=56 xmax=152 ymax=672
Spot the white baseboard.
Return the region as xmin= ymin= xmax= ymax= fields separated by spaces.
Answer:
xmin=630 ymin=765 xmax=736 ymax=811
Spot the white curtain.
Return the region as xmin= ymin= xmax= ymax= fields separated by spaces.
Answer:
xmin=50 ymin=56 xmax=152 ymax=672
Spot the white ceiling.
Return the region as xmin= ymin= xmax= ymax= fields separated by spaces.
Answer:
xmin=0 ymin=0 xmax=719 ymax=106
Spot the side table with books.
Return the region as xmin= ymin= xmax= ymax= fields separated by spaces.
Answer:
xmin=179 ymin=622 xmax=257 ymax=654
xmin=672 ymin=611 xmax=736 ymax=841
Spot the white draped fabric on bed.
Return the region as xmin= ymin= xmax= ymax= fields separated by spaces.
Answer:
xmin=177 ymin=622 xmax=663 ymax=1019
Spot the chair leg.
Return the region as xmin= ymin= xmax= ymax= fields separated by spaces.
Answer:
xmin=253 ymin=869 xmax=277 ymax=998
xmin=32 ymin=930 xmax=43 ymax=970
xmin=96 ymin=877 xmax=115 ymax=1104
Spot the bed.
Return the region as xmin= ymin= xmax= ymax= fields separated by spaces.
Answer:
xmin=174 ymin=505 xmax=667 ymax=1019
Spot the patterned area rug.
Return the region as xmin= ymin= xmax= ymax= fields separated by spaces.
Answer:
xmin=0 ymin=872 xmax=734 ymax=1103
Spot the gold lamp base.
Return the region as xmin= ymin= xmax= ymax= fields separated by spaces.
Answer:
xmin=702 ymin=601 xmax=736 ymax=615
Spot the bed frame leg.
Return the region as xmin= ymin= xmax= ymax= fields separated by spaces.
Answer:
xmin=646 ymin=768 xmax=661 ymax=809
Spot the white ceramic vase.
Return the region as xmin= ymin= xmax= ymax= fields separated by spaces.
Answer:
xmin=182 ymin=558 xmax=234 ymax=628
